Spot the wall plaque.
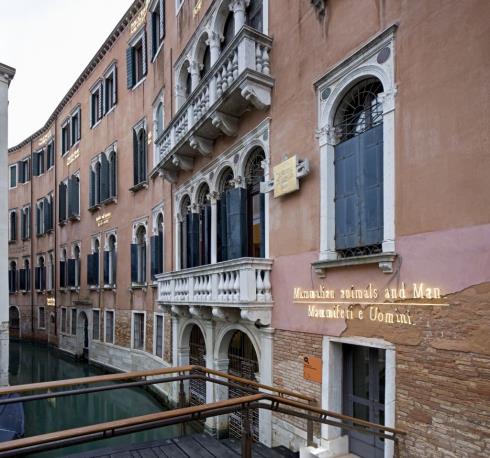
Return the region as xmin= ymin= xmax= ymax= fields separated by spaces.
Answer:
xmin=303 ymin=355 xmax=322 ymax=383
xmin=46 ymin=297 xmax=55 ymax=306
xmin=274 ymin=155 xmax=299 ymax=197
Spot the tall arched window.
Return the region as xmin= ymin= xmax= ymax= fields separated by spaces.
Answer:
xmin=151 ymin=213 xmax=164 ymax=279
xmin=9 ymin=261 xmax=17 ymax=293
xmin=156 ymin=103 xmax=164 ymax=137
xmin=109 ymin=150 xmax=117 ymax=198
xmin=200 ymin=46 xmax=211 ymax=79
xmin=133 ymin=126 xmax=147 ymax=186
xmin=95 ymin=161 xmax=101 ymax=204
xmin=217 ymin=168 xmax=234 ymax=262
xmin=131 ymin=226 xmax=147 ymax=284
xmin=245 ymin=148 xmax=266 ymax=257
xmin=185 ymin=72 xmax=192 ymax=99
xmin=246 ymin=0 xmax=263 ymax=32
xmin=88 ymin=239 xmax=100 ymax=287
xmin=222 ymin=12 xmax=235 ymax=50
xmin=36 ymin=256 xmax=46 ymax=292
xmin=23 ymin=259 xmax=30 ymax=292
xmin=179 ymin=196 xmax=191 ymax=269
xmin=48 ymin=253 xmax=54 ymax=291
xmin=74 ymin=245 xmax=81 ymax=288
xmin=60 ymin=248 xmax=67 ymax=288
xmin=197 ymin=184 xmax=211 ymax=266
xmin=333 ymin=78 xmax=384 ymax=257
xmin=104 ymin=234 xmax=117 ymax=287
xmin=9 ymin=210 xmax=16 ymax=241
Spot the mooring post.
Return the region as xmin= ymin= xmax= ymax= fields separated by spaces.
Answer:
xmin=241 ymin=406 xmax=252 ymax=458
xmin=307 ymin=399 xmax=315 ymax=446
xmin=179 ymin=377 xmax=186 ymax=436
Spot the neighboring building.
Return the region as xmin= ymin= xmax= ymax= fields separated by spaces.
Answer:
xmin=7 ymin=1 xmax=490 ymax=457
xmin=1 ymin=62 xmax=15 ymax=386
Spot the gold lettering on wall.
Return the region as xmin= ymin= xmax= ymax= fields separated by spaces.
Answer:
xmin=193 ymin=0 xmax=203 ymax=17
xmin=66 ymin=148 xmax=80 ymax=166
xmin=274 ymin=156 xmax=299 ymax=197
xmin=96 ymin=212 xmax=111 ymax=227
xmin=130 ymin=2 xmax=150 ymax=35
xmin=38 ymin=130 xmax=53 ymax=147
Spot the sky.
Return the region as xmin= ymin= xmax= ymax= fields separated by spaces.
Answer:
xmin=0 ymin=0 xmax=134 ymax=148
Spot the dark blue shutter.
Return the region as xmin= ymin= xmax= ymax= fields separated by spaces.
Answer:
xmin=110 ymin=153 xmax=117 ymax=197
xmin=131 ymin=244 xmax=138 ymax=283
xmin=142 ymin=243 xmax=147 ymax=283
xmin=59 ymin=182 xmax=66 ymax=222
xmin=17 ymin=161 xmax=24 ymax=183
xmin=218 ymin=197 xmax=227 ymax=262
xmin=226 ymin=187 xmax=247 ymax=260
xmin=32 ymin=152 xmax=39 ymax=177
xmin=77 ymin=113 xmax=81 ymax=142
xmin=360 ymin=124 xmax=384 ymax=246
xmin=43 ymin=197 xmax=49 ymax=233
xmin=19 ymin=269 xmax=25 ymax=291
xmin=103 ymin=251 xmax=110 ymax=285
xmin=190 ymin=213 xmax=200 ymax=268
xmin=73 ymin=177 xmax=80 ymax=216
xmin=160 ymin=0 xmax=165 ymax=40
xmin=67 ymin=259 xmax=75 ymax=287
xmin=142 ymin=32 xmax=148 ymax=76
xmin=259 ymin=191 xmax=265 ymax=258
xmin=335 ymin=135 xmax=360 ymax=250
xmin=89 ymin=168 xmax=95 ymax=207
xmin=87 ymin=254 xmax=93 ymax=285
xmin=158 ymin=231 xmax=164 ymax=274
xmin=60 ymin=261 xmax=66 ymax=288
xmin=126 ymin=47 xmax=134 ymax=88
xmin=133 ymin=130 xmax=139 ymax=185
xmin=26 ymin=158 xmax=31 ymax=181
xmin=94 ymin=253 xmax=99 ymax=286
xmin=35 ymin=267 xmax=40 ymax=290
xmin=67 ymin=177 xmax=74 ymax=218
xmin=26 ymin=266 xmax=31 ymax=291
xmin=36 ymin=205 xmax=41 ymax=236
xmin=113 ymin=251 xmax=117 ymax=285
xmin=12 ymin=211 xmax=17 ymax=241
xmin=100 ymin=155 xmax=109 ymax=201
xmin=41 ymin=267 xmax=46 ymax=291
xmin=150 ymin=235 xmax=158 ymax=279
xmin=204 ymin=205 xmax=211 ymax=265
xmin=113 ymin=67 xmax=118 ymax=104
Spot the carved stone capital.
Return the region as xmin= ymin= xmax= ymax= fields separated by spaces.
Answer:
xmin=229 ymin=0 xmax=250 ymax=13
xmin=208 ymin=191 xmax=220 ymax=203
xmin=189 ymin=135 xmax=213 ymax=156
xmin=211 ymin=112 xmax=238 ymax=136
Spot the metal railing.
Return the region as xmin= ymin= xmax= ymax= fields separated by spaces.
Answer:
xmin=0 ymin=365 xmax=405 ymax=457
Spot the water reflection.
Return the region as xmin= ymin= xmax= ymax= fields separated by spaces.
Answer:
xmin=8 ymin=340 xmax=180 ymax=457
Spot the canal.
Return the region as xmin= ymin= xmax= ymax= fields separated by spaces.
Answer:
xmin=8 ymin=340 xmax=182 ymax=457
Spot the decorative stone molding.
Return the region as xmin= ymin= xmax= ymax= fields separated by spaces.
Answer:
xmin=211 ymin=112 xmax=239 ymax=136
xmin=212 ymin=307 xmax=240 ymax=322
xmin=172 ymin=154 xmax=194 ymax=171
xmin=189 ymin=135 xmax=213 ymax=156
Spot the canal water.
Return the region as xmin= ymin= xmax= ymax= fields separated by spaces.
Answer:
xmin=8 ymin=340 xmax=182 ymax=457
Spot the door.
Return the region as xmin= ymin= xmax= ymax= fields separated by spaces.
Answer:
xmin=343 ymin=345 xmax=385 ymax=458
xmin=189 ymin=325 xmax=206 ymax=408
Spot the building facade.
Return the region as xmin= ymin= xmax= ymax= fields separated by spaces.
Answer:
xmin=7 ymin=1 xmax=490 ymax=457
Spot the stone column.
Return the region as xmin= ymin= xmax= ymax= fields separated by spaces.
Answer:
xmin=190 ymin=61 xmax=200 ymax=91
xmin=259 ymin=327 xmax=274 ymax=447
xmin=0 ymin=63 xmax=15 ymax=387
xmin=209 ymin=192 xmax=218 ymax=264
xmin=230 ymin=0 xmax=249 ymax=34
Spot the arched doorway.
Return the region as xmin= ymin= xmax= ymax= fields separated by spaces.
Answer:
xmin=77 ymin=311 xmax=89 ymax=358
xmin=9 ymin=306 xmax=20 ymax=339
xmin=227 ymin=330 xmax=259 ymax=440
xmin=189 ymin=324 xmax=206 ymax=407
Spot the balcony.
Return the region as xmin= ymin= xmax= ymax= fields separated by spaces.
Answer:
xmin=151 ymin=26 xmax=273 ymax=181
xmin=156 ymin=258 xmax=273 ymax=324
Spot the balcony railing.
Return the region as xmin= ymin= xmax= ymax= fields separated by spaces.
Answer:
xmin=152 ymin=26 xmax=273 ymax=180
xmin=156 ymin=258 xmax=273 ymax=307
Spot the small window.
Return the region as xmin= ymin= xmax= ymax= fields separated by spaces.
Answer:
xmin=104 ymin=66 xmax=117 ymax=112
xmin=126 ymin=32 xmax=147 ymax=89
xmin=61 ymin=308 xmax=67 ymax=333
xmin=46 ymin=141 xmax=55 ymax=169
xmin=61 ymin=121 xmax=71 ymax=155
xmin=133 ymin=312 xmax=145 ymax=350
xmin=38 ymin=306 xmax=46 ymax=329
xmin=155 ymin=314 xmax=164 ymax=358
xmin=71 ymin=309 xmax=77 ymax=335
xmin=93 ymin=310 xmax=100 ymax=340
xmin=9 ymin=210 xmax=17 ymax=242
xmin=133 ymin=125 xmax=147 ymax=186
xmin=71 ymin=108 xmax=81 ymax=144
xmin=9 ymin=165 xmax=17 ymax=188
xmin=151 ymin=0 xmax=165 ymax=58
xmin=91 ymin=83 xmax=103 ymax=127
xmin=105 ymin=310 xmax=114 ymax=343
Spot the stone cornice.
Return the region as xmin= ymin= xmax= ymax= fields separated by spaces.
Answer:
xmin=0 ymin=63 xmax=16 ymax=85
xmin=8 ymin=0 xmax=145 ymax=153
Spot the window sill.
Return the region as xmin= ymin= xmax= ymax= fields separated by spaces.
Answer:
xmin=151 ymin=42 xmax=164 ymax=63
xmin=105 ymin=105 xmax=116 ymax=117
xmin=88 ymin=204 xmax=101 ymax=213
xmin=131 ymin=76 xmax=147 ymax=91
xmin=89 ymin=286 xmax=100 ymax=291
xmin=129 ymin=181 xmax=148 ymax=193
xmin=312 ymin=252 xmax=397 ymax=277
xmin=103 ymin=285 xmax=116 ymax=291
xmin=90 ymin=119 xmax=102 ymax=130
xmin=59 ymin=219 xmax=68 ymax=226
xmin=130 ymin=283 xmax=147 ymax=291
xmin=8 ymin=240 xmax=16 ymax=244
xmin=68 ymin=215 xmax=80 ymax=222
xmin=101 ymin=196 xmax=117 ymax=206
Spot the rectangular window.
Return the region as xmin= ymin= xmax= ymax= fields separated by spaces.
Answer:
xmin=38 ymin=306 xmax=45 ymax=329
xmin=18 ymin=157 xmax=30 ymax=183
xmin=104 ymin=66 xmax=117 ymax=113
xmin=9 ymin=165 xmax=17 ymax=188
xmin=61 ymin=308 xmax=67 ymax=333
xmin=46 ymin=141 xmax=55 ymax=169
xmin=71 ymin=108 xmax=81 ymax=144
xmin=60 ymin=173 xmax=80 ymax=221
xmin=105 ymin=310 xmax=114 ymax=344
xmin=90 ymin=83 xmax=103 ymax=127
xmin=71 ymin=309 xmax=77 ymax=335
xmin=93 ymin=310 xmax=100 ymax=340
xmin=151 ymin=0 xmax=165 ymax=58
xmin=155 ymin=314 xmax=164 ymax=358
xmin=133 ymin=312 xmax=145 ymax=350
xmin=21 ymin=206 xmax=31 ymax=240
xmin=126 ymin=32 xmax=147 ymax=89
xmin=61 ymin=121 xmax=70 ymax=155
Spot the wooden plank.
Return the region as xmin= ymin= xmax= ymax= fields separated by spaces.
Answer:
xmin=158 ymin=441 xmax=189 ymax=458
xmin=173 ymin=436 xmax=214 ymax=458
xmin=192 ymin=433 xmax=239 ymax=457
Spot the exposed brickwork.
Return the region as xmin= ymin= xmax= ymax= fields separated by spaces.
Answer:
xmin=164 ymin=312 xmax=172 ymax=364
xmin=114 ymin=309 xmax=131 ymax=348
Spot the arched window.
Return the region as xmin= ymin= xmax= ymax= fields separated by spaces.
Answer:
xmin=151 ymin=213 xmax=164 ymax=279
xmin=179 ymin=196 xmax=192 ymax=270
xmin=9 ymin=210 xmax=17 ymax=241
xmin=217 ymin=167 xmax=234 ymax=262
xmin=47 ymin=253 xmax=54 ymax=291
xmin=95 ymin=161 xmax=101 ymax=204
xmin=36 ymin=256 xmax=46 ymax=292
xmin=197 ymin=184 xmax=211 ymax=266
xmin=222 ymin=12 xmax=235 ymax=50
xmin=200 ymin=46 xmax=211 ymax=79
xmin=88 ymin=239 xmax=100 ymax=287
xmin=60 ymin=248 xmax=67 ymax=288
xmin=156 ymin=103 xmax=164 ymax=137
xmin=133 ymin=127 xmax=147 ymax=186
xmin=74 ymin=245 xmax=81 ymax=288
xmin=185 ymin=72 xmax=192 ymax=99
xmin=109 ymin=151 xmax=117 ymax=198
xmin=246 ymin=0 xmax=263 ymax=32
xmin=9 ymin=261 xmax=17 ymax=293
xmin=131 ymin=226 xmax=147 ymax=284
xmin=105 ymin=234 xmax=117 ymax=287
xmin=23 ymin=259 xmax=30 ymax=292
xmin=333 ymin=78 xmax=384 ymax=257
xmin=245 ymin=148 xmax=266 ymax=257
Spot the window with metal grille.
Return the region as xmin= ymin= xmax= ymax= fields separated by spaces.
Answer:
xmin=38 ymin=307 xmax=45 ymax=329
xmin=71 ymin=309 xmax=77 ymax=335
xmin=333 ymin=78 xmax=384 ymax=258
xmin=133 ymin=313 xmax=145 ymax=350
xmin=61 ymin=308 xmax=67 ymax=333
xmin=155 ymin=315 xmax=164 ymax=358
xmin=93 ymin=310 xmax=100 ymax=340
xmin=105 ymin=310 xmax=114 ymax=343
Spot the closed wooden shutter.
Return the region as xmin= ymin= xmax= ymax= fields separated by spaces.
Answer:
xmin=259 ymin=191 xmax=265 ymax=258
xmin=103 ymin=251 xmax=110 ymax=286
xmin=98 ymin=84 xmax=104 ymax=119
xmin=89 ymin=168 xmax=95 ymax=207
xmin=43 ymin=197 xmax=49 ymax=233
xmin=35 ymin=267 xmax=40 ymax=290
xmin=36 ymin=205 xmax=41 ymax=236
xmin=67 ymin=177 xmax=74 ymax=218
xmin=41 ymin=267 xmax=46 ymax=291
xmin=60 ymin=261 xmax=66 ymax=288
xmin=218 ymin=197 xmax=227 ymax=262
xmin=159 ymin=0 xmax=165 ymax=40
xmin=100 ymin=154 xmax=109 ymax=201
xmin=19 ymin=269 xmax=25 ymax=291
xmin=142 ymin=32 xmax=148 ymax=76
xmin=110 ymin=153 xmax=117 ymax=197
xmin=150 ymin=235 xmax=158 ymax=279
xmin=204 ymin=205 xmax=211 ymax=265
xmin=226 ymin=187 xmax=247 ymax=260
xmin=72 ymin=176 xmax=80 ymax=216
xmin=32 ymin=152 xmax=39 ymax=177
xmin=67 ymin=259 xmax=75 ymax=287
xmin=87 ymin=254 xmax=94 ymax=286
xmin=59 ymin=182 xmax=67 ymax=222
xmin=113 ymin=67 xmax=118 ymax=104
xmin=131 ymin=244 xmax=138 ymax=283
xmin=126 ymin=47 xmax=134 ymax=88
xmin=17 ymin=161 xmax=24 ymax=183
xmin=133 ymin=130 xmax=139 ymax=184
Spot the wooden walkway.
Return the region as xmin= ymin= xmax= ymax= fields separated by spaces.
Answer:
xmin=66 ymin=433 xmax=298 ymax=458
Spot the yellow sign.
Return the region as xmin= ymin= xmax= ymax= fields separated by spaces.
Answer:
xmin=66 ymin=148 xmax=80 ymax=166
xmin=147 ymin=131 xmax=153 ymax=145
xmin=130 ymin=3 xmax=149 ymax=35
xmin=294 ymin=282 xmax=449 ymax=327
xmin=274 ymin=156 xmax=299 ymax=197
xmin=303 ymin=355 xmax=322 ymax=383
xmin=47 ymin=297 xmax=55 ymax=306
xmin=38 ymin=130 xmax=53 ymax=147
xmin=193 ymin=0 xmax=203 ymax=17
xmin=96 ymin=212 xmax=111 ymax=227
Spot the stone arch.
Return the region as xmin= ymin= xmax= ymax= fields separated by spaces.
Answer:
xmin=215 ymin=164 xmax=235 ymax=193
xmin=178 ymin=319 xmax=208 ymax=361
xmin=76 ymin=310 xmax=89 ymax=357
xmin=193 ymin=30 xmax=211 ymax=76
xmin=194 ymin=181 xmax=211 ymax=206
xmin=212 ymin=0 xmax=234 ymax=43
xmin=176 ymin=59 xmax=192 ymax=108
xmin=9 ymin=305 xmax=20 ymax=338
xmin=177 ymin=193 xmax=192 ymax=219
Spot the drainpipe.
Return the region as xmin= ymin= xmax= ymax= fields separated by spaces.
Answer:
xmin=53 ymin=120 xmax=58 ymax=337
xmin=29 ymin=139 xmax=34 ymax=336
